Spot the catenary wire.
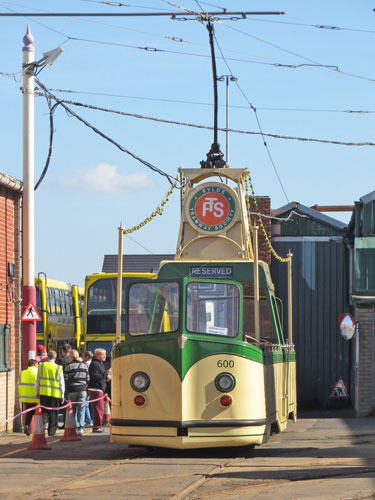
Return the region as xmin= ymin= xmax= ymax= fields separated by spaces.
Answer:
xmin=35 ymin=78 xmax=178 ymax=187
xmin=221 ymin=22 xmax=375 ymax=84
xmin=45 ymin=88 xmax=375 ymax=114
xmin=1 ymin=2 xmax=365 ymax=77
xmin=212 ymin=29 xmax=289 ymax=203
xmin=34 ymin=93 xmax=375 ymax=147
xmin=244 ymin=16 xmax=375 ymax=35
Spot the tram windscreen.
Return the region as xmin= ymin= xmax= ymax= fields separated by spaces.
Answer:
xmin=186 ymin=282 xmax=239 ymax=337
xmin=128 ymin=282 xmax=179 ymax=335
xmin=87 ymin=278 xmax=129 ymax=334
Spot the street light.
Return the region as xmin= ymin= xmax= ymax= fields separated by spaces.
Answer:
xmin=21 ymin=25 xmax=63 ymax=368
xmin=217 ymin=75 xmax=238 ymax=166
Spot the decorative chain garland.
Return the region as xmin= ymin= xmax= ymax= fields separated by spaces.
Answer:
xmin=244 ymin=171 xmax=291 ymax=263
xmin=123 ymin=180 xmax=178 ymax=235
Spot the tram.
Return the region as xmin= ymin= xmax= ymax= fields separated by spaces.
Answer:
xmin=110 ymin=168 xmax=297 ymax=449
xmin=83 ymin=272 xmax=156 ymax=364
xmin=35 ymin=274 xmax=83 ymax=352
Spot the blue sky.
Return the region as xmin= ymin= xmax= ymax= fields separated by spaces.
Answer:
xmin=0 ymin=1 xmax=374 ymax=285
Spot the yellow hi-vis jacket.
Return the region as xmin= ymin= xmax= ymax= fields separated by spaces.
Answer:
xmin=18 ymin=366 xmax=39 ymax=404
xmin=38 ymin=361 xmax=63 ymax=398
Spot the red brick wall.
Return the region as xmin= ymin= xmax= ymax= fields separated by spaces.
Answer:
xmin=249 ymin=196 xmax=271 ymax=267
xmin=0 ymin=183 xmax=21 ymax=432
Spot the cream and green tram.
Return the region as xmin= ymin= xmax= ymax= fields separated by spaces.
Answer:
xmin=111 ymin=259 xmax=297 ymax=449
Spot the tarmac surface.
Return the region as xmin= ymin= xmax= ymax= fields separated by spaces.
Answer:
xmin=0 ymin=411 xmax=374 ymax=500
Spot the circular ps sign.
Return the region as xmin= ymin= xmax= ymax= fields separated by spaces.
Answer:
xmin=187 ymin=183 xmax=237 ymax=233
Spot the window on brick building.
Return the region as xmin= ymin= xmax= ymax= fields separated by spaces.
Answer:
xmin=0 ymin=324 xmax=11 ymax=371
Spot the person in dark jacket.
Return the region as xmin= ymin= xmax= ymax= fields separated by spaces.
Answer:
xmin=64 ymin=349 xmax=89 ymax=435
xmin=88 ymin=348 xmax=107 ymax=433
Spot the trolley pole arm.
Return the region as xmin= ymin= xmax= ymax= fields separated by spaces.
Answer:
xmin=115 ymin=224 xmax=124 ymax=344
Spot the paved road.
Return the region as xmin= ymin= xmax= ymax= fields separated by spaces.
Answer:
xmin=0 ymin=413 xmax=374 ymax=500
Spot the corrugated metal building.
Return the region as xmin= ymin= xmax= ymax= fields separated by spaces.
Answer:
xmin=271 ymin=202 xmax=351 ymax=409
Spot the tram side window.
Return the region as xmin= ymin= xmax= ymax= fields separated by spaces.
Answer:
xmin=242 ymin=282 xmax=275 ymax=343
xmin=128 ymin=282 xmax=179 ymax=335
xmin=186 ymin=282 xmax=239 ymax=337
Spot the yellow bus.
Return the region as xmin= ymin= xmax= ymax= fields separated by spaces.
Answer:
xmin=83 ymin=272 xmax=156 ymax=365
xmin=35 ymin=274 xmax=83 ymax=352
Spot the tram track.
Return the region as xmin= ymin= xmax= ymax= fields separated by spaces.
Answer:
xmin=27 ymin=447 xmax=150 ymax=500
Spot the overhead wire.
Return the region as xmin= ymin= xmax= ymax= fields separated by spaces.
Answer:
xmin=244 ymin=16 xmax=375 ymax=35
xmin=34 ymin=93 xmax=375 ymax=147
xmin=212 ymin=28 xmax=290 ymax=203
xmin=2 ymin=1 xmax=370 ymax=79
xmin=34 ymin=78 xmax=178 ymax=187
xmin=221 ymin=23 xmax=375 ymax=84
xmin=0 ymin=70 xmax=21 ymax=81
xmin=45 ymin=88 xmax=375 ymax=114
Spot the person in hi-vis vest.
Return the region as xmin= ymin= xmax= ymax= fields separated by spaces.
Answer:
xmin=35 ymin=350 xmax=65 ymax=437
xmin=18 ymin=359 xmax=39 ymax=436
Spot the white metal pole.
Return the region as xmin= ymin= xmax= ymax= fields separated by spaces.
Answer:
xmin=115 ymin=224 xmax=123 ymax=344
xmin=22 ymin=25 xmax=36 ymax=368
xmin=225 ymin=76 xmax=229 ymax=166
xmin=287 ymin=251 xmax=293 ymax=344
xmin=253 ymin=224 xmax=260 ymax=341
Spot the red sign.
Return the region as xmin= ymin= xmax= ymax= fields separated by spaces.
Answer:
xmin=329 ymin=379 xmax=349 ymax=399
xmin=195 ymin=193 xmax=230 ymax=225
xmin=338 ymin=313 xmax=355 ymax=326
xmin=21 ymin=302 xmax=42 ymax=322
xmin=188 ymin=185 xmax=237 ymax=233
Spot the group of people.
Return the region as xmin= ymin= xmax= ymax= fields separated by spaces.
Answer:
xmin=18 ymin=344 xmax=110 ymax=437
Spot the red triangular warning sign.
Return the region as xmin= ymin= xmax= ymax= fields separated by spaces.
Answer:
xmin=21 ymin=302 xmax=42 ymax=322
xmin=329 ymin=379 xmax=349 ymax=399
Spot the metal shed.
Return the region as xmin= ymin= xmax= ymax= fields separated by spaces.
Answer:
xmin=271 ymin=202 xmax=351 ymax=409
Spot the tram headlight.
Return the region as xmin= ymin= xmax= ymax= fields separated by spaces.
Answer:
xmin=130 ymin=372 xmax=150 ymax=392
xmin=215 ymin=372 xmax=236 ymax=393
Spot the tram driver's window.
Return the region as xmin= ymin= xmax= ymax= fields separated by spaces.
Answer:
xmin=186 ymin=282 xmax=239 ymax=337
xmin=128 ymin=282 xmax=179 ymax=335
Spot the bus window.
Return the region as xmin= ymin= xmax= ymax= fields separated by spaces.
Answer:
xmin=242 ymin=283 xmax=275 ymax=343
xmin=49 ymin=287 xmax=56 ymax=314
xmin=65 ymin=290 xmax=71 ymax=316
xmin=55 ymin=289 xmax=61 ymax=314
xmin=36 ymin=286 xmax=44 ymax=334
xmin=87 ymin=278 xmax=127 ymax=334
xmin=186 ymin=282 xmax=239 ymax=337
xmin=128 ymin=282 xmax=179 ymax=335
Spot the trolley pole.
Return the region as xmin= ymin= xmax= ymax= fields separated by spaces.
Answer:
xmin=22 ymin=25 xmax=36 ymax=369
xmin=115 ymin=224 xmax=124 ymax=344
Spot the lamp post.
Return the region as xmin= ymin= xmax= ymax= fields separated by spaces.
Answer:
xmin=21 ymin=26 xmax=63 ymax=368
xmin=22 ymin=25 xmax=36 ymax=369
xmin=217 ymin=74 xmax=238 ymax=166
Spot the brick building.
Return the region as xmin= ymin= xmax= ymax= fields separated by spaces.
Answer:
xmin=0 ymin=172 xmax=22 ymax=432
xmin=347 ymin=191 xmax=375 ymax=416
